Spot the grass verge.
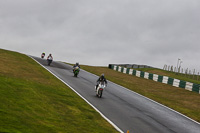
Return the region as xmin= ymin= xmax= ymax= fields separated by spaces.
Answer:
xmin=81 ymin=65 xmax=200 ymax=123
xmin=0 ymin=49 xmax=118 ymax=133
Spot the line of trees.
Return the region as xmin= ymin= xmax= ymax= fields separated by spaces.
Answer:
xmin=163 ymin=64 xmax=200 ymax=81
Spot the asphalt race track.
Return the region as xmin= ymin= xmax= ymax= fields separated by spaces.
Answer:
xmin=31 ymin=56 xmax=200 ymax=133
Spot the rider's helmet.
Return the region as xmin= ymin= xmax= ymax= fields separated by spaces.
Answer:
xmin=100 ymin=73 xmax=104 ymax=79
xmin=76 ymin=62 xmax=79 ymax=66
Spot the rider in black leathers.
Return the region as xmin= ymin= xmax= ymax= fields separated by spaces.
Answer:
xmin=73 ymin=62 xmax=80 ymax=72
xmin=47 ymin=54 xmax=53 ymax=66
xmin=96 ymin=74 xmax=107 ymax=91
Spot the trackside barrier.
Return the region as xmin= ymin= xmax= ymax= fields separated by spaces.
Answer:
xmin=109 ymin=64 xmax=200 ymax=94
xmin=114 ymin=66 xmax=117 ymax=71
xmin=136 ymin=70 xmax=141 ymax=77
xmin=158 ymin=75 xmax=163 ymax=82
xmin=118 ymin=66 xmax=121 ymax=72
xmin=162 ymin=76 xmax=168 ymax=84
xmin=185 ymin=82 xmax=193 ymax=91
xmin=133 ymin=70 xmax=136 ymax=76
xmin=173 ymin=79 xmax=180 ymax=87
xmin=153 ymin=74 xmax=158 ymax=82
xmin=123 ymin=68 xmax=127 ymax=74
xmin=144 ymin=72 xmax=149 ymax=79
xmin=140 ymin=71 xmax=145 ymax=78
xmin=129 ymin=69 xmax=133 ymax=75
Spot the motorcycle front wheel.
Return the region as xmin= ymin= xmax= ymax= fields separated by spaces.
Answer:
xmin=74 ymin=72 xmax=78 ymax=77
xmin=47 ymin=60 xmax=52 ymax=66
xmin=98 ymin=90 xmax=103 ymax=98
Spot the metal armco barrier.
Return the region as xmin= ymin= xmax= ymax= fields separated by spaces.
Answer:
xmin=109 ymin=64 xmax=200 ymax=94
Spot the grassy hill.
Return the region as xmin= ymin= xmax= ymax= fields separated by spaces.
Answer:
xmin=0 ymin=49 xmax=118 ymax=133
xmin=81 ymin=65 xmax=200 ymax=123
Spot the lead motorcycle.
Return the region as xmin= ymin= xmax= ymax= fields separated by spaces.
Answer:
xmin=96 ymin=81 xmax=106 ymax=98
xmin=73 ymin=66 xmax=80 ymax=77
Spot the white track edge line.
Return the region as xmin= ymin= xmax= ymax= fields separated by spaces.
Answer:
xmin=29 ymin=56 xmax=124 ymax=133
xmin=81 ymin=68 xmax=200 ymax=125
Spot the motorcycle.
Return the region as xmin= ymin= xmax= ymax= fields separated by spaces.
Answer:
xmin=96 ymin=81 xmax=106 ymax=98
xmin=47 ymin=59 xmax=52 ymax=66
xmin=41 ymin=53 xmax=45 ymax=58
xmin=73 ymin=66 xmax=80 ymax=77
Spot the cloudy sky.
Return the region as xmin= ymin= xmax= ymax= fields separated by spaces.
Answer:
xmin=1 ymin=0 xmax=200 ymax=72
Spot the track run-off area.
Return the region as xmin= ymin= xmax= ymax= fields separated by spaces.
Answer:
xmin=31 ymin=56 xmax=200 ymax=133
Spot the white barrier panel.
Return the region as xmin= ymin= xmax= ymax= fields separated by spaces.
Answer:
xmin=185 ymin=82 xmax=193 ymax=91
xmin=114 ymin=66 xmax=117 ymax=71
xmin=173 ymin=79 xmax=180 ymax=87
xmin=136 ymin=70 xmax=140 ymax=77
xmin=153 ymin=74 xmax=158 ymax=81
xmin=118 ymin=66 xmax=121 ymax=72
xmin=129 ymin=69 xmax=133 ymax=75
xmin=144 ymin=72 xmax=149 ymax=79
xmin=162 ymin=76 xmax=169 ymax=84
xmin=123 ymin=68 xmax=127 ymax=73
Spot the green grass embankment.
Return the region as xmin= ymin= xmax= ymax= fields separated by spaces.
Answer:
xmin=0 ymin=49 xmax=118 ymax=133
xmin=81 ymin=65 xmax=200 ymax=123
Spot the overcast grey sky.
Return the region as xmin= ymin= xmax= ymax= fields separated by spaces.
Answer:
xmin=1 ymin=0 xmax=200 ymax=72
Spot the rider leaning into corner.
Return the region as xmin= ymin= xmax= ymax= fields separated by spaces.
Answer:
xmin=73 ymin=62 xmax=80 ymax=72
xmin=96 ymin=73 xmax=107 ymax=91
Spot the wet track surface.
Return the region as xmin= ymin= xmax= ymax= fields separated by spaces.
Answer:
xmin=32 ymin=56 xmax=200 ymax=133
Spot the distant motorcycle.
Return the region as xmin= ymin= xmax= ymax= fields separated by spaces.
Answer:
xmin=96 ymin=81 xmax=106 ymax=98
xmin=41 ymin=53 xmax=45 ymax=58
xmin=73 ymin=66 xmax=80 ymax=77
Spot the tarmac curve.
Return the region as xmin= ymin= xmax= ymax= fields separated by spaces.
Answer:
xmin=31 ymin=56 xmax=200 ymax=133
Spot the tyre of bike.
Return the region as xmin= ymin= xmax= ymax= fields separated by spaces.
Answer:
xmin=47 ymin=59 xmax=52 ymax=66
xmin=98 ymin=89 xmax=103 ymax=98
xmin=74 ymin=70 xmax=78 ymax=77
